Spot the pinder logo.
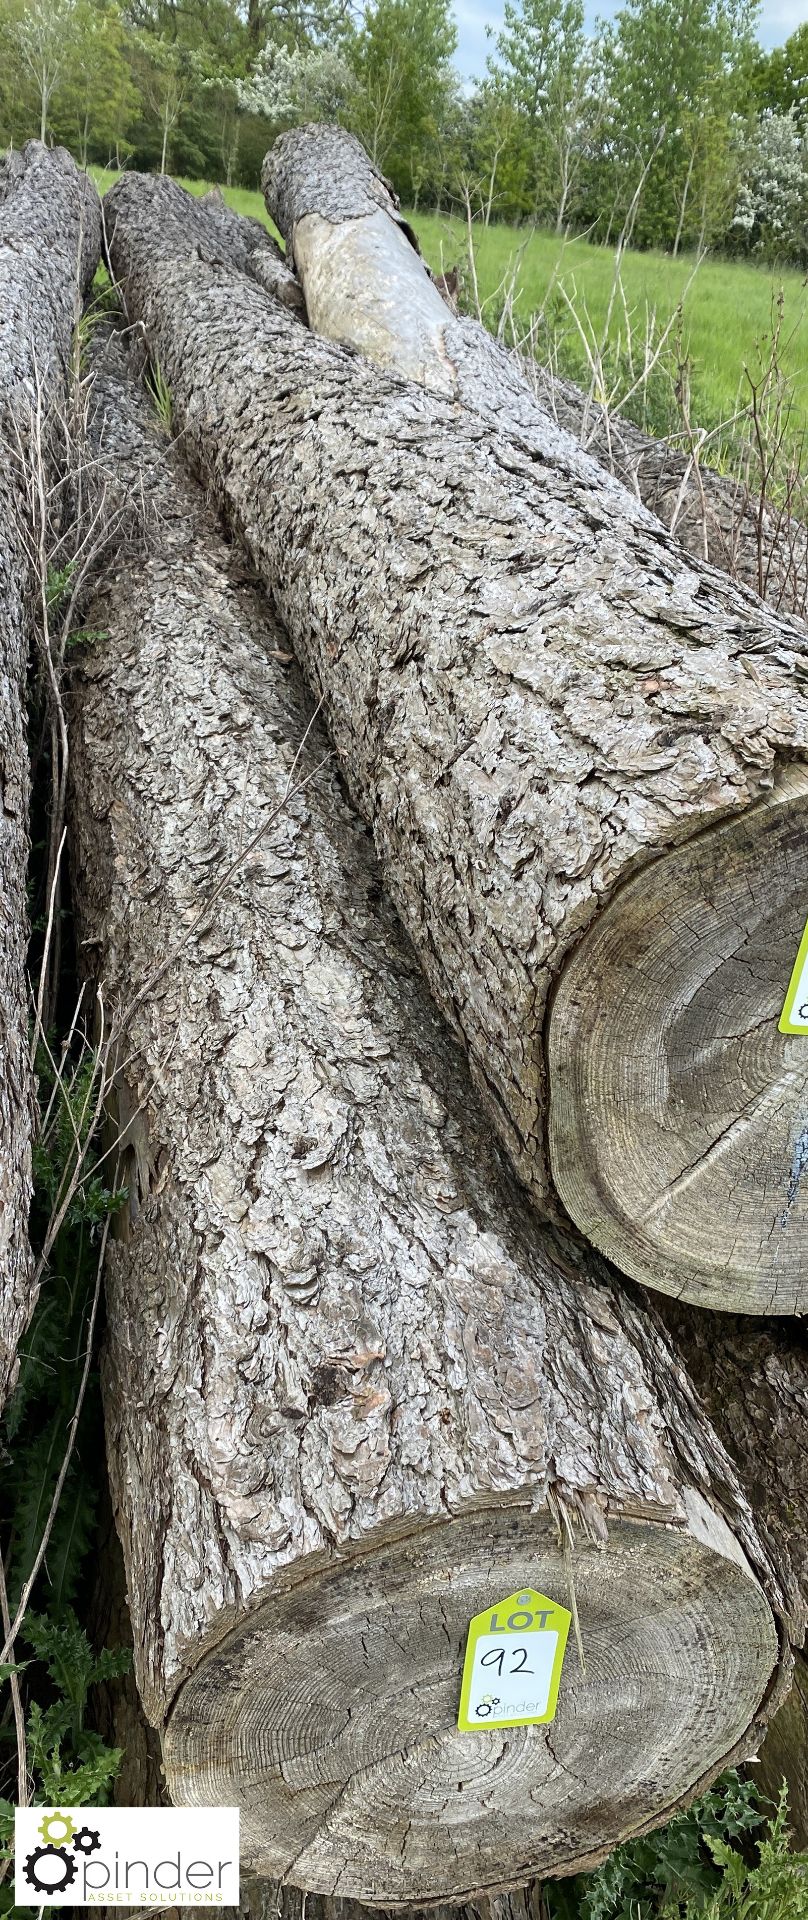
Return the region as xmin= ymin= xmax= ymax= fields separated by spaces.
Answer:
xmin=15 ymin=1806 xmax=240 ymax=1907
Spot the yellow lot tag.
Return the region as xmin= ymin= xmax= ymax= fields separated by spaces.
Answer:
xmin=457 ymin=1587 xmax=571 ymax=1733
xmin=780 ymin=920 xmax=808 ymax=1034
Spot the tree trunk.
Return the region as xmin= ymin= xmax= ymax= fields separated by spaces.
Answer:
xmin=104 ymin=170 xmax=808 ymax=1318
xmin=196 ymin=184 xmax=283 ymax=273
xmin=672 ymin=148 xmax=696 ymax=258
xmin=69 ymin=324 xmax=784 ymax=1905
xmin=657 ymin=1304 xmax=808 ymax=1846
xmin=758 ymin=1654 xmax=808 ymax=1846
xmin=0 ymin=141 xmax=101 ymax=1410
xmin=90 ymin=1513 xmax=553 ymax=1920
xmin=262 ymin=124 xmax=808 ymax=618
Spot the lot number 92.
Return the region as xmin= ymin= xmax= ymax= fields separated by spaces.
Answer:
xmin=457 ymin=1588 xmax=572 ymax=1732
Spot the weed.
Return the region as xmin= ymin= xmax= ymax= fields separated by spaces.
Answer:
xmin=145 ymin=356 xmax=173 ymax=430
xmin=545 ymin=1773 xmax=807 ymax=1920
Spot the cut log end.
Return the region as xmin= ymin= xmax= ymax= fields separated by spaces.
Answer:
xmin=549 ymin=764 xmax=808 ymax=1314
xmin=163 ymin=1505 xmax=777 ymax=1905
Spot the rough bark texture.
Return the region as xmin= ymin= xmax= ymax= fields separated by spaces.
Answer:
xmin=531 ymin=370 xmax=808 ymax=620
xmin=197 ymin=184 xmax=282 ymax=270
xmin=0 ymin=140 xmax=101 ymax=1409
xmin=659 ymin=1305 xmax=808 ymax=1845
xmin=105 ymin=172 xmax=808 ymax=1315
xmin=262 ymin=123 xmax=808 ymax=617
xmin=248 ymin=242 xmax=307 ymax=311
xmin=70 ymin=325 xmax=783 ymax=1904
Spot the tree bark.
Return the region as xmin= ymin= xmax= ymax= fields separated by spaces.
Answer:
xmin=535 ymin=371 xmax=808 ymax=622
xmin=658 ymin=1304 xmax=808 ymax=1846
xmin=69 ymin=325 xmax=784 ymax=1905
xmin=262 ymin=124 xmax=808 ymax=618
xmin=0 ymin=141 xmax=101 ymax=1409
xmin=104 ymin=171 xmax=808 ymax=1317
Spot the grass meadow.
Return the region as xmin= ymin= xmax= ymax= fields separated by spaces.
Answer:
xmin=91 ymin=167 xmax=808 ymax=451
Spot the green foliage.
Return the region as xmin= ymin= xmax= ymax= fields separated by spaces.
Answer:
xmin=145 ymin=354 xmax=173 ymax=428
xmin=0 ymin=1614 xmax=131 ymax=1910
xmin=0 ymin=0 xmax=806 ymax=261
xmin=695 ymin=1786 xmax=808 ymax=1919
xmin=44 ymin=559 xmax=76 ymax=618
xmin=78 ymin=263 xmax=124 ymax=367
xmin=755 ymin=24 xmax=808 ymax=129
xmin=2 ymin=1038 xmax=125 ymax=1608
xmin=0 ymin=1035 xmax=128 ymax=1901
xmin=23 ymin=1613 xmax=129 ymax=1798
xmin=485 ymin=0 xmax=593 ymax=228
xmin=592 ymin=0 xmax=760 ymax=254
xmin=542 ymin=1774 xmax=808 ymax=1920
xmin=345 ymin=0 xmax=458 ymax=203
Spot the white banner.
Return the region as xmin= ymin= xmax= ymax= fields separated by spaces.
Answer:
xmin=14 ymin=1806 xmax=240 ymax=1907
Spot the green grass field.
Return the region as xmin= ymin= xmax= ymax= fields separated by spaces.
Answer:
xmin=91 ymin=167 xmax=808 ymax=446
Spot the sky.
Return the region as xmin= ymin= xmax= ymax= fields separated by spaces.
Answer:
xmin=453 ymin=0 xmax=805 ymax=84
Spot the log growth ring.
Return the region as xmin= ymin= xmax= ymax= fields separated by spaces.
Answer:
xmin=163 ymin=1505 xmax=776 ymax=1904
xmin=548 ymin=764 xmax=808 ymax=1313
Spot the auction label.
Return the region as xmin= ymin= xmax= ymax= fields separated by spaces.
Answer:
xmin=457 ymin=1587 xmax=571 ymax=1732
xmin=780 ymin=919 xmax=808 ymax=1034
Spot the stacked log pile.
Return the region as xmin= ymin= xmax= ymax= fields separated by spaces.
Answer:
xmin=104 ymin=167 xmax=808 ymax=1317
xmin=1 ymin=128 xmax=806 ymax=1912
xmin=0 ymin=143 xmax=101 ymax=1408
xmin=70 ymin=320 xmax=784 ymax=1903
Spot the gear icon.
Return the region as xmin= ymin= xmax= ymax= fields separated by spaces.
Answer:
xmin=72 ymin=1826 xmax=101 ymax=1855
xmin=37 ymin=1810 xmax=75 ymax=1846
xmin=24 ymin=1844 xmax=78 ymax=1894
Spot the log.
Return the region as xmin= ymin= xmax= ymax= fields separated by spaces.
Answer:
xmin=262 ymin=124 xmax=808 ymax=618
xmin=104 ymin=172 xmax=808 ymax=1317
xmin=533 ymin=371 xmax=808 ymax=621
xmin=89 ymin=1502 xmax=548 ymax=1920
xmin=0 ymin=141 xmax=101 ymax=1408
xmin=659 ymin=1304 xmax=808 ymax=1846
xmin=69 ymin=323 xmax=784 ymax=1904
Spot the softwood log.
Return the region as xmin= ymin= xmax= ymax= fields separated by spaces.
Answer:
xmin=69 ymin=325 xmax=783 ymax=1903
xmin=90 ymin=1500 xmax=549 ymax=1920
xmin=533 ymin=371 xmax=808 ymax=620
xmin=105 ymin=173 xmax=808 ymax=1316
xmin=262 ymin=124 xmax=808 ymax=617
xmin=0 ymin=142 xmax=101 ymax=1408
xmin=659 ymin=1306 xmax=808 ymax=1847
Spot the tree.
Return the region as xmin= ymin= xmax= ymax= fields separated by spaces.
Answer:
xmin=347 ymin=0 xmax=457 ymax=202
xmin=53 ymin=1 xmax=138 ymax=167
xmin=238 ymin=40 xmax=354 ymax=122
xmin=8 ymin=0 xmax=76 ymax=142
xmin=133 ymin=33 xmax=201 ymax=172
xmin=731 ymin=106 xmax=808 ymax=259
xmin=486 ymin=0 xmax=593 ymax=226
xmin=600 ymin=0 xmax=761 ymax=251
xmin=755 ymin=23 xmax=808 ymax=130
xmin=456 ymin=84 xmax=527 ymax=224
